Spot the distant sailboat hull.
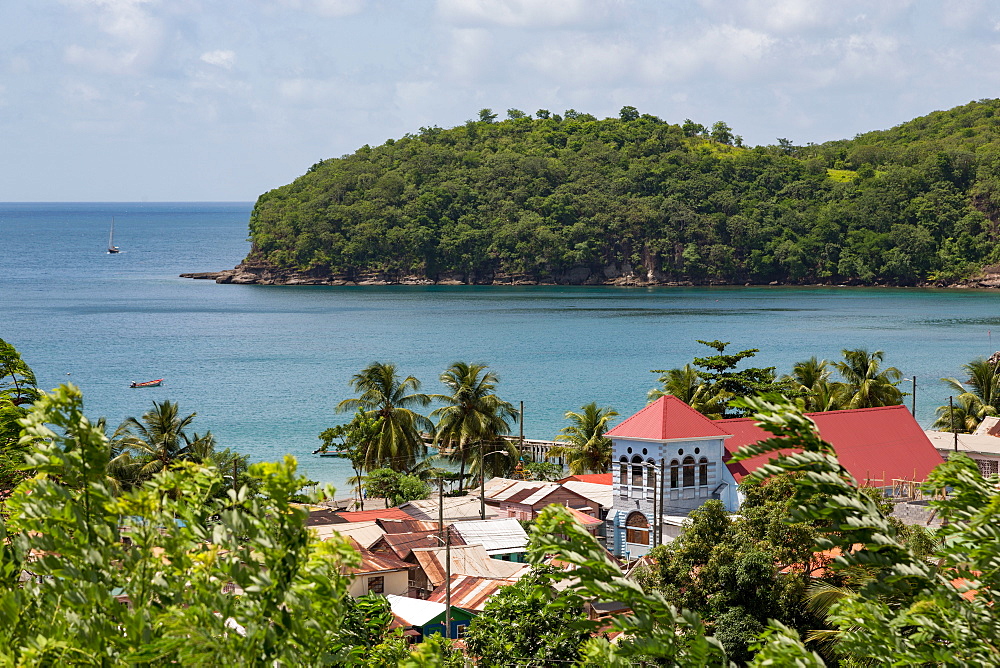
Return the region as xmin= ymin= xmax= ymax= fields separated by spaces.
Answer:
xmin=130 ymin=379 xmax=163 ymax=388
xmin=108 ymin=217 xmax=120 ymax=253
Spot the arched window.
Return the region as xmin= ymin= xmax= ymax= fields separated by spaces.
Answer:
xmin=631 ymin=455 xmax=644 ymax=487
xmin=619 ymin=457 xmax=628 ymax=486
xmin=647 ymin=459 xmax=657 ymax=489
xmin=682 ymin=456 xmax=695 ymax=487
xmin=699 ymin=457 xmax=709 ymax=486
xmin=625 ymin=511 xmax=650 ymax=545
xmin=670 ymin=460 xmax=679 ymax=489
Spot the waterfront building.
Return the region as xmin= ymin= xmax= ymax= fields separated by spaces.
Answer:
xmin=606 ymin=396 xmax=943 ymax=558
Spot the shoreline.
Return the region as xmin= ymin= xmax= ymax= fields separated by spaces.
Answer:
xmin=180 ymin=264 xmax=1000 ymax=290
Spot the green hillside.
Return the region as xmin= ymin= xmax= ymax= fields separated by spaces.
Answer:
xmin=245 ymin=103 xmax=1000 ymax=285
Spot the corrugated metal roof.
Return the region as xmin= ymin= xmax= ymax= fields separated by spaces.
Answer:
xmin=561 ymin=481 xmax=613 ymax=509
xmin=721 ymin=405 xmax=944 ymax=484
xmin=926 ymin=430 xmax=1000 ymax=455
xmin=386 ymin=594 xmax=446 ymax=627
xmin=377 ymin=518 xmax=440 ymax=534
xmin=352 ymin=546 xmax=413 ymax=576
xmin=561 ymin=505 xmax=602 ymax=526
xmin=427 ymin=574 xmax=518 ymax=612
xmin=372 ymin=530 xmax=467 ymax=561
xmin=449 ymin=518 xmax=528 ymax=554
xmin=398 ymin=496 xmax=498 ymax=522
xmin=606 ymin=395 xmax=731 ymax=441
xmin=312 ymin=520 xmax=386 ymax=549
xmin=558 ymin=473 xmax=613 ymax=485
xmin=336 ymin=508 xmax=412 ymax=522
xmin=411 ymin=543 xmax=530 ymax=588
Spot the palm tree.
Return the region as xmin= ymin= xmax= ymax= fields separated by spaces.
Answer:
xmin=648 ymin=364 xmax=728 ymax=418
xmin=336 ymin=362 xmax=432 ymax=472
xmin=934 ymin=358 xmax=1000 ymax=433
xmin=430 ymin=362 xmax=518 ymax=486
xmin=832 ymin=349 xmax=903 ymax=409
xmin=548 ymin=402 xmax=619 ymax=475
xmin=784 ymin=357 xmax=846 ymax=412
xmin=114 ymin=400 xmax=214 ymax=483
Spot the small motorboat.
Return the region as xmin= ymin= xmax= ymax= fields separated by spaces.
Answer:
xmin=129 ymin=379 xmax=163 ymax=388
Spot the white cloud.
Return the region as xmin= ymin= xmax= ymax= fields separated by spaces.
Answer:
xmin=273 ymin=0 xmax=366 ymax=18
xmin=437 ymin=0 xmax=610 ymax=28
xmin=520 ymin=35 xmax=635 ymax=85
xmin=201 ymin=50 xmax=236 ymax=70
xmin=60 ymin=0 xmax=165 ymax=75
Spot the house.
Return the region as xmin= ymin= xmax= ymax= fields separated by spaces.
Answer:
xmin=448 ymin=518 xmax=530 ymax=562
xmin=385 ymin=594 xmax=476 ymax=641
xmin=368 ymin=530 xmax=468 ymax=597
xmin=607 ymin=395 xmax=944 ymax=558
xmin=925 ymin=421 xmax=1000 ymax=477
xmin=311 ymin=520 xmax=386 ymax=549
xmin=427 ymin=574 xmax=519 ymax=613
xmin=411 ymin=543 xmax=529 ymax=592
xmin=346 ymin=539 xmax=414 ymax=597
xmin=482 ymin=479 xmax=599 ymax=523
xmin=398 ymin=496 xmax=498 ymax=523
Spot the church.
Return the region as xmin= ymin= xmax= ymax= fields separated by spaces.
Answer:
xmin=604 ymin=395 xmax=944 ymax=559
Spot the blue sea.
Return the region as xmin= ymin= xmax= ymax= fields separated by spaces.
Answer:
xmin=2 ymin=202 xmax=999 ymax=492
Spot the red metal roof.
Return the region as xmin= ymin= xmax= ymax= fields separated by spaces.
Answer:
xmin=335 ymin=507 xmax=412 ymax=523
xmin=606 ymin=395 xmax=731 ymax=441
xmin=427 ymin=574 xmax=518 ymax=612
xmin=720 ymin=405 xmax=944 ymax=484
xmin=557 ymin=473 xmax=612 ymax=485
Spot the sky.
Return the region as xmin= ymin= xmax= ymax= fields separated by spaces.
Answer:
xmin=4 ymin=0 xmax=1000 ymax=201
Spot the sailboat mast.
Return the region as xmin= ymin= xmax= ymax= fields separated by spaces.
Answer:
xmin=109 ymin=217 xmax=114 ymax=248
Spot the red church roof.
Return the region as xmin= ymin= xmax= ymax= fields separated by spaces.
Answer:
xmin=605 ymin=395 xmax=731 ymax=441
xmin=720 ymin=404 xmax=944 ymax=484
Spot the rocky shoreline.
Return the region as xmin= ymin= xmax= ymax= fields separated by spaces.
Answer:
xmin=181 ymin=261 xmax=1000 ymax=290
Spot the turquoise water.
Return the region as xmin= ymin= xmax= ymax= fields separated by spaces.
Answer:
xmin=3 ymin=202 xmax=1000 ymax=492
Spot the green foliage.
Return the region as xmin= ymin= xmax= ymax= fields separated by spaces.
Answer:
xmin=0 ymin=338 xmax=39 ymax=498
xmin=650 ymin=340 xmax=790 ymax=418
xmin=336 ymin=362 xmax=432 ymax=471
xmin=548 ymin=401 xmax=618 ymax=474
xmin=934 ymin=356 xmax=1000 ymax=432
xmin=247 ymin=101 xmax=1000 ymax=286
xmin=398 ymin=633 xmax=465 ymax=667
xmin=363 ymin=467 xmax=431 ymax=506
xmin=430 ymin=361 xmax=517 ymax=485
xmin=1 ymin=383 xmax=362 ymax=666
xmin=464 ymin=567 xmax=591 ymax=667
xmin=320 ymin=408 xmax=384 ymax=509
xmin=523 ymin=460 xmax=563 ymax=481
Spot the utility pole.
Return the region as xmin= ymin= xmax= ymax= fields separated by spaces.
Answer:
xmin=519 ymin=401 xmax=524 ymax=461
xmin=658 ymin=458 xmax=666 ymax=545
xmin=436 ymin=476 xmax=451 ymax=639
xmin=480 ymin=444 xmax=486 ymax=521
xmin=911 ymin=376 xmax=916 ymax=417
xmin=950 ymin=395 xmax=958 ymax=451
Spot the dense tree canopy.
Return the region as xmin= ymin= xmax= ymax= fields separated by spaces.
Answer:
xmin=247 ymin=101 xmax=1000 ymax=286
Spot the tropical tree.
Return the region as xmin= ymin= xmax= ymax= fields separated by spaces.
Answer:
xmin=0 ymin=338 xmax=40 ymax=497
xmin=548 ymin=402 xmax=619 ymax=474
xmin=934 ymin=357 xmax=1000 ymax=433
xmin=832 ymin=348 xmax=903 ymax=409
xmin=430 ymin=362 xmax=517 ymax=486
xmin=113 ymin=400 xmax=216 ymax=485
xmin=783 ymin=357 xmax=846 ymax=412
xmin=320 ymin=410 xmax=384 ymax=510
xmin=648 ymin=364 xmax=729 ymax=417
xmin=336 ymin=362 xmax=432 ymax=472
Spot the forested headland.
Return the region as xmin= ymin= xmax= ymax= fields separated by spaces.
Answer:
xmin=215 ymin=101 xmax=1000 ymax=287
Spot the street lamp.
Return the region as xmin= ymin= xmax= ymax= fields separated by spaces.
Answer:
xmin=479 ymin=447 xmax=512 ymax=521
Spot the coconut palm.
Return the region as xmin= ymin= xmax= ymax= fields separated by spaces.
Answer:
xmin=832 ymin=349 xmax=903 ymax=409
xmin=114 ymin=400 xmax=215 ymax=483
xmin=934 ymin=358 xmax=1000 ymax=433
xmin=336 ymin=362 xmax=432 ymax=472
xmin=548 ymin=402 xmax=619 ymax=475
xmin=648 ymin=364 xmax=728 ymax=418
xmin=783 ymin=357 xmax=846 ymax=412
xmin=430 ymin=362 xmax=518 ymax=486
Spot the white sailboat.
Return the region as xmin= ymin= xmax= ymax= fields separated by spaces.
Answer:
xmin=107 ymin=218 xmax=120 ymax=254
